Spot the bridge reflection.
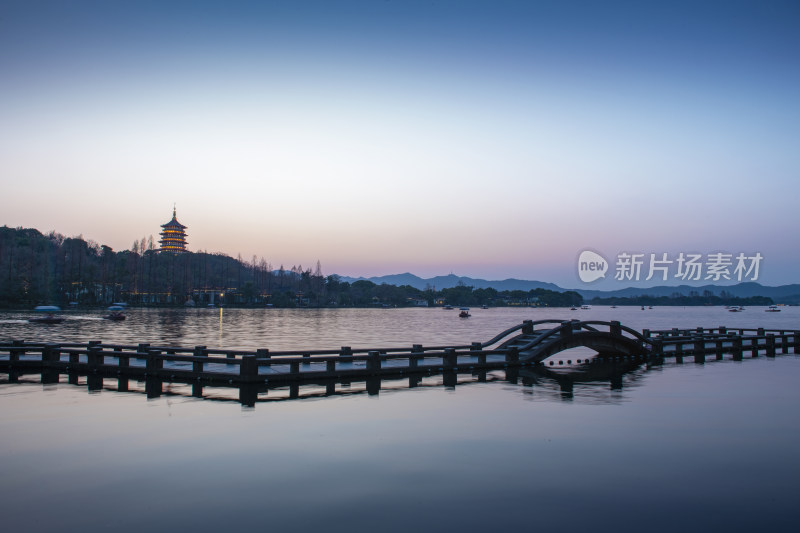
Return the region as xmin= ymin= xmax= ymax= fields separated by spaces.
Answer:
xmin=1 ymin=353 xmax=661 ymax=407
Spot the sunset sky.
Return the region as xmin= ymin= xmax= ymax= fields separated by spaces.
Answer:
xmin=1 ymin=0 xmax=798 ymax=288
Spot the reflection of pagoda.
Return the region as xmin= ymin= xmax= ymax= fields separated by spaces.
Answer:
xmin=159 ymin=206 xmax=188 ymax=253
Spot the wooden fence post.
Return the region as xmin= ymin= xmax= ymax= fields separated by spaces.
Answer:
xmin=410 ymin=345 xmax=422 ymax=370
xmin=694 ymin=340 xmax=705 ymax=364
xmin=367 ymin=350 xmax=381 ymax=373
xmin=240 ymin=355 xmax=258 ymax=382
xmin=732 ymin=338 xmax=743 ymax=361
xmin=193 ymin=346 xmax=207 ymax=374
xmin=43 ymin=343 xmax=60 ymax=364
xmin=505 ymin=346 xmax=519 ymax=364
xmin=650 ymin=337 xmax=663 ymax=356
xmin=9 ymin=340 xmax=24 ymax=363
xmin=88 ymin=344 xmax=103 ymax=370
xmin=766 ymin=335 xmax=776 ymax=357
xmin=146 ymin=349 xmax=162 ymax=374
xmin=444 ymin=348 xmax=457 ymax=369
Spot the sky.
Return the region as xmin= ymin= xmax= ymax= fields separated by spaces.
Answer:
xmin=1 ymin=0 xmax=798 ymax=288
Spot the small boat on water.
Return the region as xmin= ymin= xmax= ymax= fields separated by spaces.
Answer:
xmin=765 ymin=305 xmax=781 ymax=312
xmin=481 ymin=305 xmax=488 ymax=309
xmin=30 ymin=305 xmax=64 ymax=323
xmin=570 ymin=306 xmax=578 ymax=311
xmin=103 ymin=305 xmax=126 ymax=320
xmin=459 ymin=307 xmax=471 ymax=318
xmin=580 ymin=305 xmax=590 ymax=310
xmin=443 ymin=305 xmax=454 ymax=310
xmin=728 ymin=306 xmax=744 ymax=312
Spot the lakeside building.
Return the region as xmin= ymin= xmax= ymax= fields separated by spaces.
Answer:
xmin=159 ymin=207 xmax=188 ymax=253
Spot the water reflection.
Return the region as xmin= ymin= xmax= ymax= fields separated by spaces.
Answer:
xmin=0 ymin=356 xmax=671 ymax=407
xmin=2 ymin=306 xmax=799 ymax=351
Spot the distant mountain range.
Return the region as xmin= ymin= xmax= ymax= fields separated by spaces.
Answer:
xmin=577 ymin=281 xmax=800 ymax=303
xmin=338 ymin=273 xmax=563 ymax=292
xmin=337 ymin=273 xmax=800 ymax=304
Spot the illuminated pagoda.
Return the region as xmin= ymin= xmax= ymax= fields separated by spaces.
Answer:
xmin=159 ymin=206 xmax=188 ymax=253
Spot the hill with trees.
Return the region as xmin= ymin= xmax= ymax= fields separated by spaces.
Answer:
xmin=0 ymin=226 xmax=581 ymax=309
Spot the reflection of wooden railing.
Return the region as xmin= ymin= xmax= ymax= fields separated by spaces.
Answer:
xmin=0 ymin=357 xmax=648 ymax=407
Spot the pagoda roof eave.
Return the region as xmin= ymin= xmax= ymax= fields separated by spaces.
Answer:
xmin=161 ymin=220 xmax=187 ymax=229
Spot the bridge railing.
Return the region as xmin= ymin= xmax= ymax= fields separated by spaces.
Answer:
xmin=479 ymin=319 xmax=570 ymax=349
xmin=514 ymin=321 xmax=577 ymax=351
xmin=577 ymin=321 xmax=651 ymax=344
xmin=647 ymin=327 xmax=799 ymax=337
xmin=0 ymin=340 xmax=522 ymax=383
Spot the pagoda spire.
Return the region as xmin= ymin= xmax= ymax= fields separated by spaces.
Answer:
xmin=159 ymin=205 xmax=188 ymax=253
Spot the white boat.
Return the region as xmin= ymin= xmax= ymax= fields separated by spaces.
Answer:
xmin=580 ymin=305 xmax=590 ymax=310
xmin=765 ymin=305 xmax=781 ymax=312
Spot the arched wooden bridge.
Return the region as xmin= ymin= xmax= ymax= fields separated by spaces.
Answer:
xmin=491 ymin=319 xmax=649 ymax=362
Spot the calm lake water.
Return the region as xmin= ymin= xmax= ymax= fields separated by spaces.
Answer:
xmin=1 ymin=306 xmax=799 ymax=532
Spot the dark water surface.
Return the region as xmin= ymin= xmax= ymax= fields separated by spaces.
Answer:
xmin=1 ymin=307 xmax=798 ymax=532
